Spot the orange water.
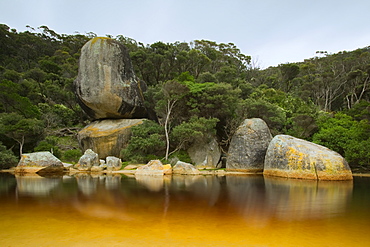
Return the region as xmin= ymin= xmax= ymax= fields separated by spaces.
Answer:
xmin=0 ymin=174 xmax=369 ymax=247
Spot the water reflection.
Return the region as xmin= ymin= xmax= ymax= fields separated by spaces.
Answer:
xmin=226 ymin=175 xmax=353 ymax=223
xmin=0 ymin=173 xmax=368 ymax=247
xmin=16 ymin=174 xmax=62 ymax=196
xmin=264 ymin=177 xmax=353 ymax=220
xmin=1 ymin=173 xmax=354 ymax=222
xmin=135 ymin=174 xmax=167 ymax=191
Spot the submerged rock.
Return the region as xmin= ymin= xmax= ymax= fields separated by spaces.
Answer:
xmin=15 ymin=151 xmax=64 ymax=174
xmin=226 ymin=118 xmax=272 ymax=172
xmin=74 ymin=37 xmax=148 ymax=120
xmin=78 ymin=118 xmax=144 ymax=159
xmin=263 ymin=135 xmax=353 ymax=180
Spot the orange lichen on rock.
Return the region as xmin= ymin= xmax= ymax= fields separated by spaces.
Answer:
xmin=264 ymin=135 xmax=353 ymax=180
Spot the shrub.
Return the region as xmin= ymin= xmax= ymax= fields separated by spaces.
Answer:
xmin=62 ymin=149 xmax=82 ymax=164
xmin=0 ymin=142 xmax=18 ymax=169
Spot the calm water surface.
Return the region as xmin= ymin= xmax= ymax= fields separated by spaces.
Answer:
xmin=0 ymin=173 xmax=369 ymax=246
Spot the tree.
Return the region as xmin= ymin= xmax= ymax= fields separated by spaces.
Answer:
xmin=121 ymin=120 xmax=165 ymax=163
xmin=155 ymin=80 xmax=190 ymax=160
xmin=170 ymin=116 xmax=218 ymax=155
xmin=0 ymin=113 xmax=44 ymax=156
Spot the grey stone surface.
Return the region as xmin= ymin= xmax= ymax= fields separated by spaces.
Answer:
xmin=15 ymin=151 xmax=64 ymax=174
xmin=75 ymin=149 xmax=99 ymax=171
xmin=74 ymin=37 xmax=148 ymax=120
xmin=188 ymin=137 xmax=221 ymax=169
xmin=226 ymin=118 xmax=272 ymax=172
xmin=173 ymin=161 xmax=200 ymax=175
xmin=106 ymin=156 xmax=122 ymax=171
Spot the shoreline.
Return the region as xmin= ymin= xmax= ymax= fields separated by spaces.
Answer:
xmin=1 ymin=168 xmax=370 ymax=177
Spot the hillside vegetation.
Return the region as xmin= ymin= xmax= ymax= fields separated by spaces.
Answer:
xmin=0 ymin=24 xmax=369 ymax=171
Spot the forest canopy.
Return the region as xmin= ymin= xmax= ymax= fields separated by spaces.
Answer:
xmin=0 ymin=24 xmax=369 ymax=171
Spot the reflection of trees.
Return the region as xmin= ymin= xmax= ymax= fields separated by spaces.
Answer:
xmin=16 ymin=174 xmax=62 ymax=196
xmin=0 ymin=173 xmax=16 ymax=195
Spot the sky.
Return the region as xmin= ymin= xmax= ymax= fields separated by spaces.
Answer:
xmin=1 ymin=0 xmax=370 ymax=68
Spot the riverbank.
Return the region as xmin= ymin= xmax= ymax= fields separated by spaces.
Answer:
xmin=1 ymin=167 xmax=370 ymax=177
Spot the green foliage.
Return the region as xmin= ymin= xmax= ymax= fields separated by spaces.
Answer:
xmin=121 ymin=120 xmax=166 ymax=163
xmin=0 ymin=79 xmax=41 ymax=118
xmin=168 ymin=150 xmax=192 ymax=164
xmin=0 ymin=24 xmax=370 ymax=169
xmin=0 ymin=112 xmax=44 ymax=155
xmin=34 ymin=136 xmax=62 ymax=158
xmin=62 ymin=149 xmax=82 ymax=164
xmin=243 ymin=98 xmax=286 ymax=134
xmin=171 ymin=116 xmax=219 ymax=151
xmin=0 ymin=141 xmax=18 ymax=169
xmin=312 ymin=112 xmax=370 ymax=167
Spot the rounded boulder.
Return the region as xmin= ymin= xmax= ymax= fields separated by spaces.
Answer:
xmin=263 ymin=135 xmax=353 ymax=180
xmin=74 ymin=37 xmax=148 ymax=120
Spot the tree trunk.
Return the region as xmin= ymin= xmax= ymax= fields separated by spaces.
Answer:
xmin=164 ymin=99 xmax=177 ymax=160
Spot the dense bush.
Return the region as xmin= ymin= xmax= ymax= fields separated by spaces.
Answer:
xmin=0 ymin=24 xmax=369 ymax=168
xmin=0 ymin=142 xmax=18 ymax=169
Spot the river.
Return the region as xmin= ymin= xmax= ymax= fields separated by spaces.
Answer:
xmin=0 ymin=173 xmax=369 ymax=246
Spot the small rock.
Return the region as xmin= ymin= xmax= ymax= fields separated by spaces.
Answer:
xmin=106 ymin=156 xmax=122 ymax=171
xmin=75 ymin=149 xmax=99 ymax=171
xmin=135 ymin=160 xmax=169 ymax=176
xmin=173 ymin=161 xmax=200 ymax=175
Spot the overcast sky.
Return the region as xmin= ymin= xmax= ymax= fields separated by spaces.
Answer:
xmin=1 ymin=0 xmax=370 ymax=68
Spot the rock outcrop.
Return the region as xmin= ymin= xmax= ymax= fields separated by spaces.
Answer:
xmin=74 ymin=37 xmax=148 ymax=120
xmin=15 ymin=151 xmax=64 ymax=174
xmin=226 ymin=118 xmax=272 ymax=172
xmin=77 ymin=119 xmax=144 ymax=159
xmin=263 ymin=135 xmax=353 ymax=180
xmin=187 ymin=137 xmax=221 ymax=169
xmin=173 ymin=161 xmax=200 ymax=175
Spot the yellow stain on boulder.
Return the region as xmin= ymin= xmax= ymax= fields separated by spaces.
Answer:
xmin=163 ymin=164 xmax=172 ymax=170
xmin=79 ymin=120 xmax=143 ymax=138
xmin=90 ymin=36 xmax=113 ymax=45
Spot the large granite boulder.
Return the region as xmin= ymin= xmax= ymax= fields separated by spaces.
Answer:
xmin=187 ymin=137 xmax=221 ymax=169
xmin=263 ymin=135 xmax=353 ymax=180
xmin=78 ymin=118 xmax=144 ymax=159
xmin=15 ymin=151 xmax=64 ymax=174
xmin=173 ymin=161 xmax=200 ymax=175
xmin=74 ymin=37 xmax=148 ymax=120
xmin=226 ymin=118 xmax=272 ymax=172
xmin=75 ymin=149 xmax=99 ymax=171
